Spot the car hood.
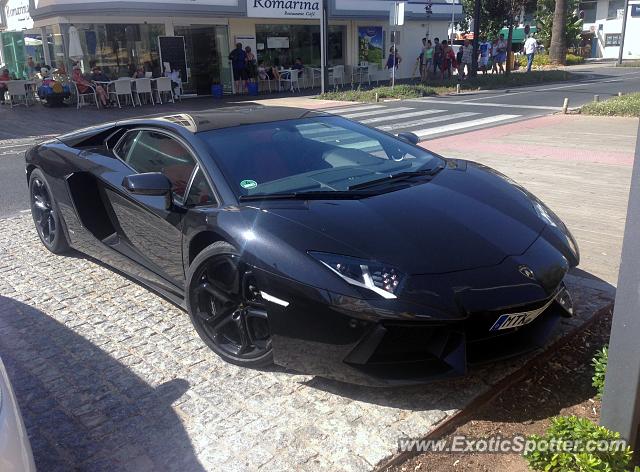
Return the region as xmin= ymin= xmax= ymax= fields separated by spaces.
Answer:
xmin=247 ymin=162 xmax=546 ymax=275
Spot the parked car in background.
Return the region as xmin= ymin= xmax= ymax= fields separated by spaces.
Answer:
xmin=0 ymin=355 xmax=36 ymax=472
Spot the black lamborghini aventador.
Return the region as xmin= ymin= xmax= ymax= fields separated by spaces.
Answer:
xmin=25 ymin=106 xmax=578 ymax=386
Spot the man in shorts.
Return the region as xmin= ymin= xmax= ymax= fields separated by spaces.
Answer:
xmin=432 ymin=38 xmax=443 ymax=77
xmin=478 ymin=36 xmax=491 ymax=74
xmin=228 ymin=42 xmax=247 ymax=93
xmin=495 ymin=34 xmax=507 ymax=74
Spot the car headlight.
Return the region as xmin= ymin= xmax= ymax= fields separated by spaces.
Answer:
xmin=309 ymin=252 xmax=404 ymax=299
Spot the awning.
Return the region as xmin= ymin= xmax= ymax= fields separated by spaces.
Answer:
xmin=499 ymin=25 xmax=538 ymax=43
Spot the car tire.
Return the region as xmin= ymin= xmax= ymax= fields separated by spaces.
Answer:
xmin=186 ymin=241 xmax=274 ymax=369
xmin=29 ymin=168 xmax=70 ymax=255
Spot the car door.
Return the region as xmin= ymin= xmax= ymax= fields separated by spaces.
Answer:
xmin=105 ymin=128 xmax=198 ymax=287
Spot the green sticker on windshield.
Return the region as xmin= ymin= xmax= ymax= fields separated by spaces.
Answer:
xmin=240 ymin=179 xmax=258 ymax=190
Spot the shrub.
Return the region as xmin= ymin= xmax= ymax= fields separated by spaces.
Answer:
xmin=582 ymin=93 xmax=640 ymax=117
xmin=524 ymin=416 xmax=633 ymax=472
xmin=566 ymin=54 xmax=586 ymax=66
xmin=318 ymin=84 xmax=436 ymax=102
xmin=592 ymin=345 xmax=608 ymax=399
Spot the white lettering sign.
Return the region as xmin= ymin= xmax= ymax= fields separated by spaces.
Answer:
xmin=247 ymin=0 xmax=322 ymax=18
xmin=4 ymin=0 xmax=33 ymax=31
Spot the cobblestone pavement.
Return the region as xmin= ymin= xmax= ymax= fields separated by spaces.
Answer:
xmin=0 ymin=214 xmax=613 ymax=471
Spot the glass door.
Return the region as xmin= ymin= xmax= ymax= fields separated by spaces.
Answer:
xmin=174 ymin=25 xmax=230 ymax=95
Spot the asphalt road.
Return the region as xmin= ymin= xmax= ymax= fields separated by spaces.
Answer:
xmin=1 ymin=65 xmax=638 ymax=219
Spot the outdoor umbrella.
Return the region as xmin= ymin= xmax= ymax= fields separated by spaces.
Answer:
xmin=67 ymin=25 xmax=84 ymax=61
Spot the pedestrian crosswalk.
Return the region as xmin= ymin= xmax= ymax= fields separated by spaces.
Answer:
xmin=324 ymin=103 xmax=522 ymax=140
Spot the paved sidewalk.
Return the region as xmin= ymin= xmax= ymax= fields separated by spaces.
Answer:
xmin=0 ymin=216 xmax=613 ymax=472
xmin=423 ymin=114 xmax=638 ymax=286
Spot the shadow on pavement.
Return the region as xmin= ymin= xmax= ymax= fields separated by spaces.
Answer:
xmin=0 ymin=295 xmax=205 ymax=472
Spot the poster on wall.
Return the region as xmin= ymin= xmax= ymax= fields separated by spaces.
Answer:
xmin=358 ymin=26 xmax=384 ymax=67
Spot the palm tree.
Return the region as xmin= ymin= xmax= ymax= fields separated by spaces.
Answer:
xmin=549 ymin=0 xmax=567 ymax=64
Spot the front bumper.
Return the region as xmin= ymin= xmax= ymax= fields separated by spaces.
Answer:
xmin=256 ymin=233 xmax=573 ymax=387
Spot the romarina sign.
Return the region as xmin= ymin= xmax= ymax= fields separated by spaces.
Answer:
xmin=247 ymin=0 xmax=322 ymax=18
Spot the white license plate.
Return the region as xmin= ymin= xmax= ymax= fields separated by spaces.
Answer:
xmin=489 ymin=310 xmax=543 ymax=331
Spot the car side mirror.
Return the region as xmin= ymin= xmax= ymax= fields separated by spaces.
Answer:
xmin=122 ymin=172 xmax=173 ymax=209
xmin=397 ymin=132 xmax=420 ymax=145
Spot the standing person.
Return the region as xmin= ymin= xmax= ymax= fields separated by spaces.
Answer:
xmin=440 ymin=40 xmax=456 ymax=80
xmin=458 ymin=39 xmax=473 ymax=80
xmin=228 ymin=42 xmax=247 ymax=94
xmin=490 ymin=39 xmax=499 ymax=74
xmin=495 ymin=33 xmax=507 ymax=74
xmin=523 ymin=34 xmax=538 ymax=72
xmin=418 ymin=37 xmax=427 ymax=80
xmin=0 ymin=68 xmax=10 ymax=104
xmin=385 ymin=46 xmax=402 ymax=85
xmin=244 ymin=46 xmax=257 ymax=83
xmin=432 ymin=38 xmax=443 ymax=78
xmin=423 ymin=40 xmax=433 ymax=81
xmin=478 ymin=36 xmax=491 ymax=75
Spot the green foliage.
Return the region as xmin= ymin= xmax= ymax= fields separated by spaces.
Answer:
xmin=591 ymin=345 xmax=608 ymax=399
xmin=318 ymin=84 xmax=436 ymax=102
xmin=460 ymin=0 xmax=528 ymax=38
xmin=316 ymin=71 xmax=573 ymax=102
xmin=517 ymin=53 xmax=583 ymax=68
xmin=582 ymin=93 xmax=640 ymax=117
xmin=566 ymin=53 xmax=585 ymax=65
xmin=524 ymin=416 xmax=633 ymax=472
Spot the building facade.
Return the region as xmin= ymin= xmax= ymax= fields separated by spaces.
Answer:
xmin=1 ymin=0 xmax=462 ymax=92
xmin=580 ymin=0 xmax=640 ymax=59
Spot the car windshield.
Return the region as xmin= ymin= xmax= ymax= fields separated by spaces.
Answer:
xmin=197 ymin=116 xmax=444 ymax=199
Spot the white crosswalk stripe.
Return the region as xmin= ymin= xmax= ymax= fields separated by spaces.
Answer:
xmin=340 ymin=107 xmax=414 ymax=119
xmin=378 ymin=112 xmax=480 ymax=131
xmin=360 ymin=109 xmax=446 ymax=124
xmin=412 ymin=114 xmax=521 ymax=138
xmin=327 ymin=104 xmax=386 ymax=114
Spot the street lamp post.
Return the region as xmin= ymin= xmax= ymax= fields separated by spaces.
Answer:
xmin=617 ymin=0 xmax=630 ymax=65
xmin=424 ymin=0 xmax=433 ymax=39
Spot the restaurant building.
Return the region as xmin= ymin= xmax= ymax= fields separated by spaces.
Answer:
xmin=1 ymin=0 xmax=462 ymax=94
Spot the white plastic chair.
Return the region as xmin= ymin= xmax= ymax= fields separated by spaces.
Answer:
xmin=7 ymin=81 xmax=33 ymax=108
xmin=153 ymin=77 xmax=174 ymax=104
xmin=134 ymin=78 xmax=154 ymax=106
xmin=328 ymin=65 xmax=344 ymax=88
xmin=279 ymin=70 xmax=301 ymax=93
xmin=108 ymin=79 xmax=136 ymax=108
xmin=72 ymin=81 xmax=99 ymax=109
xmin=258 ymin=75 xmax=272 ymax=93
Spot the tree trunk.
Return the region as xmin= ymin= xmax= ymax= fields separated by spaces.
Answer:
xmin=505 ymin=23 xmax=514 ymax=75
xmin=549 ymin=0 xmax=567 ymax=64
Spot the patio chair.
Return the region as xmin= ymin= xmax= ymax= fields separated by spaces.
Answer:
xmin=153 ymin=77 xmax=175 ymax=104
xmin=108 ymin=79 xmax=136 ymax=108
xmin=328 ymin=65 xmax=345 ymax=88
xmin=134 ymin=78 xmax=154 ymax=106
xmin=72 ymin=81 xmax=99 ymax=109
xmin=258 ymin=76 xmax=272 ymax=93
xmin=279 ymin=70 xmax=301 ymax=93
xmin=7 ymin=81 xmax=34 ymax=108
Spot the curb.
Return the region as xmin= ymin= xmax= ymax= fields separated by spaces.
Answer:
xmin=374 ymin=300 xmax=614 ymax=472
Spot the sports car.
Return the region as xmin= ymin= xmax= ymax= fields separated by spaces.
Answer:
xmin=25 ymin=106 xmax=578 ymax=386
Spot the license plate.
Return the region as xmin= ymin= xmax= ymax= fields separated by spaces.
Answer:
xmin=489 ymin=310 xmax=543 ymax=331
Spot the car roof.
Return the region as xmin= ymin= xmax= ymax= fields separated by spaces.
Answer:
xmin=132 ymin=106 xmax=331 ymax=133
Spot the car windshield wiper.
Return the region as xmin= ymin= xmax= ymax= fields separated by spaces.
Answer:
xmin=347 ymin=165 xmax=444 ymax=191
xmin=239 ymin=190 xmax=371 ymax=202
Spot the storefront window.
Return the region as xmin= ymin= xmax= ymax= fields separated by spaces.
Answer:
xmin=70 ymin=23 xmax=165 ymax=78
xmin=579 ymin=1 xmax=598 ymax=23
xmin=174 ymin=25 xmax=231 ymax=95
xmin=255 ymin=24 xmax=345 ymax=68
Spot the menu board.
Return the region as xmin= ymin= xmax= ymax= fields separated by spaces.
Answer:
xmin=158 ymin=36 xmax=188 ymax=81
xmin=267 ymin=37 xmax=290 ymax=49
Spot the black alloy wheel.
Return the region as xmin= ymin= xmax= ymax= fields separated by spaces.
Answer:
xmin=186 ymin=242 xmax=273 ymax=368
xmin=29 ymin=169 xmax=69 ymax=254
